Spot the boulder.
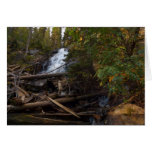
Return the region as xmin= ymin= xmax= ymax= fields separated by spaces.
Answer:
xmin=104 ymin=103 xmax=144 ymax=125
xmin=25 ymin=79 xmax=48 ymax=92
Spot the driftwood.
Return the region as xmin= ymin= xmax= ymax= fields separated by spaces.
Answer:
xmin=8 ymin=72 xmax=66 ymax=81
xmin=7 ymin=91 xmax=105 ymax=112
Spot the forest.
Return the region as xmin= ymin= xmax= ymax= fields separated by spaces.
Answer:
xmin=7 ymin=27 xmax=145 ymax=125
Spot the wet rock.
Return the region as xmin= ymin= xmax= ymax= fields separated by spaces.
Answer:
xmin=104 ymin=103 xmax=144 ymax=125
xmin=98 ymin=96 xmax=109 ymax=107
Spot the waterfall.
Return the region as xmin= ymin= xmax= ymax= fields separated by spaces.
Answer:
xmin=61 ymin=27 xmax=66 ymax=39
xmin=61 ymin=27 xmax=66 ymax=47
xmin=41 ymin=27 xmax=68 ymax=74
xmin=41 ymin=48 xmax=68 ymax=74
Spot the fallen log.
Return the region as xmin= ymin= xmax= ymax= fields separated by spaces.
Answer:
xmin=35 ymin=111 xmax=97 ymax=116
xmin=7 ymin=91 xmax=106 ymax=112
xmin=56 ymin=91 xmax=106 ymax=104
xmin=8 ymin=64 xmax=17 ymax=68
xmin=7 ymin=113 xmax=88 ymax=125
xmin=33 ymin=92 xmax=58 ymax=99
xmin=11 ymin=65 xmax=21 ymax=71
xmin=8 ymin=72 xmax=66 ymax=81
xmin=7 ymin=101 xmax=52 ymax=112
xmin=47 ymin=96 xmax=80 ymax=118
xmin=15 ymin=85 xmax=30 ymax=97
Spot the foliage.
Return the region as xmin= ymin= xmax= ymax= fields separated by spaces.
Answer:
xmin=7 ymin=27 xmax=144 ymax=105
xmin=50 ymin=27 xmax=61 ymax=50
xmin=64 ymin=27 xmax=144 ymax=103
xmin=7 ymin=27 xmax=62 ymax=65
xmin=7 ymin=27 xmax=29 ymax=51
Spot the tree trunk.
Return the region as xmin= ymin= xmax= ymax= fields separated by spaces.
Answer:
xmin=7 ymin=113 xmax=88 ymax=125
xmin=8 ymin=72 xmax=66 ymax=81
xmin=25 ymin=27 xmax=32 ymax=55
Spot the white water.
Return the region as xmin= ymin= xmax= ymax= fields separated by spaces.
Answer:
xmin=41 ymin=27 xmax=68 ymax=74
xmin=61 ymin=27 xmax=66 ymax=39
xmin=41 ymin=48 xmax=68 ymax=74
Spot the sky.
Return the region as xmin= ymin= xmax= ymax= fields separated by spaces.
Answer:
xmin=50 ymin=27 xmax=66 ymax=39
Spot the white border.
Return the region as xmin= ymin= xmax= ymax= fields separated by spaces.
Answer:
xmin=0 ymin=0 xmax=152 ymax=152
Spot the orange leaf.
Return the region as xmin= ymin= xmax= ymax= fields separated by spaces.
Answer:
xmin=109 ymin=76 xmax=114 ymax=82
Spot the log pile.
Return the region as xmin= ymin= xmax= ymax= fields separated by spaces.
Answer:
xmin=7 ymin=64 xmax=110 ymax=125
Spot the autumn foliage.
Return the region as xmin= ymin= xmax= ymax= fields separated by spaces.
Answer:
xmin=64 ymin=27 xmax=144 ymax=106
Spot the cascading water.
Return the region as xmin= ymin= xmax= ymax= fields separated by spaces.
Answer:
xmin=41 ymin=27 xmax=68 ymax=74
xmin=41 ymin=48 xmax=68 ymax=74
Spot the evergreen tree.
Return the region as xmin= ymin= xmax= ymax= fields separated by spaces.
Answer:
xmin=50 ymin=27 xmax=61 ymax=50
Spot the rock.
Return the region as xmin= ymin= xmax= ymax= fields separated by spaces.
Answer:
xmin=98 ymin=96 xmax=109 ymax=107
xmin=26 ymin=79 xmax=47 ymax=92
xmin=104 ymin=103 xmax=144 ymax=125
xmin=29 ymin=79 xmax=47 ymax=87
xmin=105 ymin=105 xmax=110 ymax=109
xmin=52 ymin=50 xmax=58 ymax=54
xmin=25 ymin=79 xmax=55 ymax=92
xmin=29 ymin=49 xmax=39 ymax=55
